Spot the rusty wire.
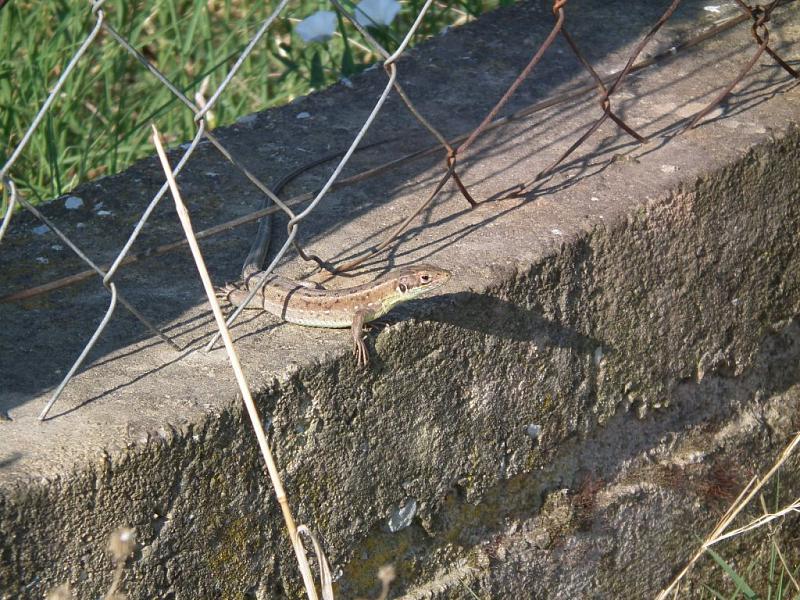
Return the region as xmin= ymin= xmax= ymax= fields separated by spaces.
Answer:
xmin=687 ymin=0 xmax=799 ymax=129
xmin=0 ymin=0 xmax=798 ymax=420
xmin=532 ymin=0 xmax=683 ymax=183
xmin=294 ymin=0 xmax=732 ymax=273
xmin=0 ymin=5 xmax=763 ymax=305
xmin=458 ymin=0 xmax=568 ymax=158
xmin=294 ymin=0 xmax=569 ymax=274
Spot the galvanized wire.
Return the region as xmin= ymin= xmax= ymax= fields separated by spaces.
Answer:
xmin=0 ymin=1 xmax=107 ymax=183
xmin=14 ymin=195 xmax=178 ymax=350
xmin=0 ymin=177 xmax=18 ymax=243
xmin=1 ymin=0 xmax=300 ymax=418
xmin=153 ymin=125 xmax=327 ymax=600
xmin=204 ymin=0 xmax=444 ymax=348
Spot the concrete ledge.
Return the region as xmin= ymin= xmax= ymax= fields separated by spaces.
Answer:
xmin=1 ymin=0 xmax=799 ymax=597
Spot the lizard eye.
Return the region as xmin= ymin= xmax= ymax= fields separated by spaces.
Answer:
xmin=420 ymin=274 xmax=430 ymax=283
xmin=397 ymin=283 xmax=408 ymax=294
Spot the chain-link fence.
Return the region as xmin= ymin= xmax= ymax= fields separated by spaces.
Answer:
xmin=1 ymin=0 xmax=798 ymax=596
xmin=2 ymin=0 xmax=796 ymax=419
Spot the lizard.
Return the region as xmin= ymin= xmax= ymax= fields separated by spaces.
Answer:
xmin=220 ymin=141 xmax=451 ymax=365
xmin=219 ymin=264 xmax=451 ymax=366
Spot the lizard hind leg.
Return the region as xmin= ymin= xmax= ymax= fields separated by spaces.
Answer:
xmin=351 ymin=310 xmax=370 ymax=367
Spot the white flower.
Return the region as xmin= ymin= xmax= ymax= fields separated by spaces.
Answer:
xmin=354 ymin=0 xmax=401 ymax=28
xmin=296 ymin=11 xmax=337 ymax=43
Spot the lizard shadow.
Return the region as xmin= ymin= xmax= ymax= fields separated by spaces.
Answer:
xmin=382 ymin=290 xmax=608 ymax=357
xmin=0 ymin=452 xmax=22 ymax=470
xmin=46 ymin=289 xmax=605 ymax=421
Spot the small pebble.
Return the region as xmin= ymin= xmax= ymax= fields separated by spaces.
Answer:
xmin=388 ymin=499 xmax=417 ymax=532
xmin=525 ymin=424 xmax=542 ymax=440
xmin=236 ymin=114 xmax=258 ymax=127
xmin=296 ymin=112 xmax=311 ymax=119
xmin=64 ymin=196 xmax=83 ymax=210
xmin=594 ymin=347 xmax=604 ymax=365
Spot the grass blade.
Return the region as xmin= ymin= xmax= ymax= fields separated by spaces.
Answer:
xmin=703 ymin=584 xmax=732 ymax=600
xmin=706 ymin=547 xmax=758 ymax=600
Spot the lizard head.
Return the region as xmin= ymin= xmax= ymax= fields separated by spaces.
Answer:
xmin=371 ymin=264 xmax=451 ymax=318
xmin=393 ymin=264 xmax=451 ymax=300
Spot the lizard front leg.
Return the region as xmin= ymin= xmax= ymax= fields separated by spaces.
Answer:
xmin=351 ymin=310 xmax=370 ymax=367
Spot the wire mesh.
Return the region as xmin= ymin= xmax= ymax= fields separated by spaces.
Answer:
xmin=0 ymin=0 xmax=797 ymax=418
xmin=0 ymin=0 xmax=795 ymax=416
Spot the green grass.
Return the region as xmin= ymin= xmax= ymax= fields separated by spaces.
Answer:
xmin=699 ymin=540 xmax=800 ymax=600
xmin=0 ymin=0 xmax=505 ymax=204
xmin=700 ymin=479 xmax=800 ymax=600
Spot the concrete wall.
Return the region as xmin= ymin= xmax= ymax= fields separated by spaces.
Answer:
xmin=1 ymin=0 xmax=799 ymax=597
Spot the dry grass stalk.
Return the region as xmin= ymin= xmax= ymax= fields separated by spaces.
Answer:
xmin=658 ymin=431 xmax=800 ymax=599
xmin=152 ymin=124 xmax=333 ymax=600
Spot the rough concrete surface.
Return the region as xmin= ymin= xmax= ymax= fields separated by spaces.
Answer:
xmin=1 ymin=0 xmax=799 ymax=597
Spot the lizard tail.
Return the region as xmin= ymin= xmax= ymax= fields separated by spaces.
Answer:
xmin=216 ymin=281 xmax=263 ymax=309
